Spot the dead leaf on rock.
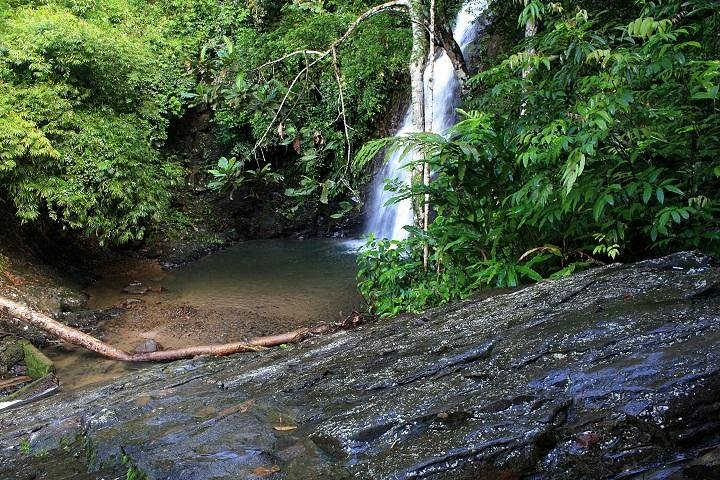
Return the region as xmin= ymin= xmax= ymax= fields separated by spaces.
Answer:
xmin=576 ymin=431 xmax=601 ymax=447
xmin=218 ymin=399 xmax=254 ymax=418
xmin=273 ymin=425 xmax=297 ymax=432
xmin=252 ymin=465 xmax=281 ymax=476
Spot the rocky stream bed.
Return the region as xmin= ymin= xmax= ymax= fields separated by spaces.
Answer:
xmin=0 ymin=252 xmax=719 ymax=479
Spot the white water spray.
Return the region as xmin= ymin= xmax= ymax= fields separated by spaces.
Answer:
xmin=364 ymin=0 xmax=487 ymax=240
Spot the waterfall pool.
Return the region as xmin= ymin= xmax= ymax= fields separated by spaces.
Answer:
xmin=46 ymin=239 xmax=364 ymax=390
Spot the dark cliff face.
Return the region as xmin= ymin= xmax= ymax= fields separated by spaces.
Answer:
xmin=1 ymin=252 xmax=719 ymax=479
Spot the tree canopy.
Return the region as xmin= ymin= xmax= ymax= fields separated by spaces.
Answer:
xmin=0 ymin=0 xmax=420 ymax=242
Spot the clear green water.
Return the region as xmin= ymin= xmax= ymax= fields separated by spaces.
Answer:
xmin=47 ymin=239 xmax=364 ymax=391
xmin=160 ymin=239 xmax=363 ymax=323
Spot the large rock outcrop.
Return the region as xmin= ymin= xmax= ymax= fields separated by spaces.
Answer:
xmin=1 ymin=252 xmax=719 ymax=479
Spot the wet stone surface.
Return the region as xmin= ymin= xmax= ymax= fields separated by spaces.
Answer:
xmin=0 ymin=252 xmax=719 ymax=479
xmin=0 ymin=255 xmax=100 ymax=348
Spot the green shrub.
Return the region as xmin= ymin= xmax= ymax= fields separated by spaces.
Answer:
xmin=357 ymin=0 xmax=719 ymax=316
xmin=0 ymin=0 xmax=192 ymax=243
xmin=201 ymin=0 xmax=412 ymax=212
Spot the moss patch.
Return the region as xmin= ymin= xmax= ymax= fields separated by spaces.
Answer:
xmin=20 ymin=341 xmax=54 ymax=379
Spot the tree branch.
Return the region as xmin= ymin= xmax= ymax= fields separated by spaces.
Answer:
xmin=253 ymin=0 xmax=410 ymax=152
xmin=330 ymin=0 xmax=409 ymax=51
xmin=0 ymin=296 xmax=332 ymax=363
xmin=435 ymin=23 xmax=469 ymax=84
xmin=423 ymin=0 xmax=436 ymax=271
xmin=257 ymin=50 xmax=323 ymax=71
xmin=332 ymin=47 xmax=353 ymax=174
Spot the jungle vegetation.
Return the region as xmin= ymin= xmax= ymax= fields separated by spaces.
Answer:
xmin=357 ymin=0 xmax=720 ymax=315
xmin=1 ymin=0 xmax=718 ymax=316
xmin=0 ymin=0 xmax=416 ymax=242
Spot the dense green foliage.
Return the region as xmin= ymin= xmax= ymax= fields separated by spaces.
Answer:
xmin=0 ymin=0 xmax=417 ymax=242
xmin=2 ymin=0 xmax=717 ymax=320
xmin=0 ymin=0 xmax=194 ymax=242
xmin=358 ymin=0 xmax=720 ymax=316
xmin=200 ymin=0 xmax=415 ymax=216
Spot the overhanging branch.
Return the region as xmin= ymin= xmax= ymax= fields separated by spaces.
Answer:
xmin=253 ymin=0 xmax=410 ymax=151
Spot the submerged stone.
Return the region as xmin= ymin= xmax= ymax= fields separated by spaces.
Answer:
xmin=121 ymin=281 xmax=149 ymax=295
xmin=0 ymin=252 xmax=718 ymax=479
xmin=135 ymin=339 xmax=164 ymax=354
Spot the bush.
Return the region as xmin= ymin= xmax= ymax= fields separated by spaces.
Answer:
xmin=0 ymin=0 xmax=191 ymax=243
xmin=357 ymin=0 xmax=720 ymax=316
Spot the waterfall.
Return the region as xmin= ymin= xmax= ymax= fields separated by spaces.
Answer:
xmin=364 ymin=0 xmax=487 ymax=240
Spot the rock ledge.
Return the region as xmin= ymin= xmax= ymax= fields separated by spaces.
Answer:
xmin=0 ymin=252 xmax=719 ymax=479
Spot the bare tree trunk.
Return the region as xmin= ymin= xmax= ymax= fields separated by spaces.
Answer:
xmin=0 ymin=296 xmax=328 ymax=363
xmin=1 ymin=297 xmax=136 ymax=361
xmin=423 ymin=0 xmax=436 ymax=270
xmin=409 ymin=0 xmax=427 ymax=135
xmin=435 ymin=24 xmax=468 ymax=87
xmin=409 ymin=0 xmax=427 ymax=235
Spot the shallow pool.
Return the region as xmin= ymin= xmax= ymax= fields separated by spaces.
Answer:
xmin=47 ymin=239 xmax=364 ymax=390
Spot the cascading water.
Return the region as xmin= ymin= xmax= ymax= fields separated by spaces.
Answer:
xmin=364 ymin=0 xmax=487 ymax=240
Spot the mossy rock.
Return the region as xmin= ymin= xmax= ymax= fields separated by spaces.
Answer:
xmin=0 ymin=338 xmax=24 ymax=375
xmin=0 ymin=340 xmax=56 ymax=409
xmin=19 ymin=341 xmax=54 ymax=380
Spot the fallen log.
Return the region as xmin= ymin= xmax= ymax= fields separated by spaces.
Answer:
xmin=0 ymin=376 xmax=32 ymax=390
xmin=0 ymin=296 xmax=334 ymax=362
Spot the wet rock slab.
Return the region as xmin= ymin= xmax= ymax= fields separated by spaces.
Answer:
xmin=1 ymin=252 xmax=719 ymax=479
